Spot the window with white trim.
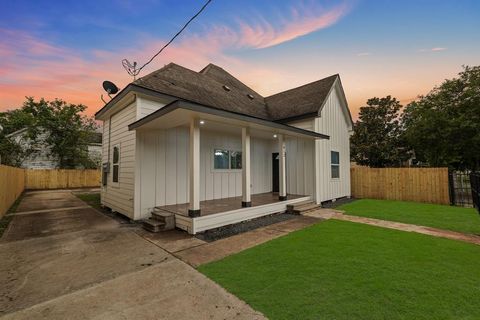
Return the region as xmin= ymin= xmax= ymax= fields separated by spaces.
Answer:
xmin=112 ymin=145 xmax=120 ymax=183
xmin=331 ymin=151 xmax=340 ymax=179
xmin=214 ymin=149 xmax=242 ymax=170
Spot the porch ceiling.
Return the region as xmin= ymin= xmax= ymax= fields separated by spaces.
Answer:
xmin=128 ymin=100 xmax=329 ymax=140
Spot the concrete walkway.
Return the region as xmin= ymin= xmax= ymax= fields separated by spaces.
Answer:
xmin=174 ymin=216 xmax=318 ymax=267
xmin=305 ymin=209 xmax=480 ymax=245
xmin=0 ymin=190 xmax=265 ymax=319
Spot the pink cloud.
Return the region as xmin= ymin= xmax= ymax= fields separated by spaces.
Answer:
xmin=419 ymin=47 xmax=447 ymax=52
xmin=205 ymin=1 xmax=351 ymax=49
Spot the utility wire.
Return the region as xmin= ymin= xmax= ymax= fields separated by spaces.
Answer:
xmin=122 ymin=0 xmax=213 ymax=79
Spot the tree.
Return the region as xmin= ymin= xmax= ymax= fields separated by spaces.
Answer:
xmin=350 ymin=96 xmax=410 ymax=167
xmin=0 ymin=106 xmax=38 ymax=166
xmin=403 ymin=66 xmax=480 ymax=170
xmin=0 ymin=97 xmax=98 ymax=168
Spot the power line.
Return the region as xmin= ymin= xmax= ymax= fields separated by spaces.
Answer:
xmin=122 ymin=0 xmax=213 ymax=79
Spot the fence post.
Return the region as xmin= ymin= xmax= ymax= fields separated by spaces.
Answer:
xmin=471 ymin=172 xmax=480 ymax=213
xmin=448 ymin=170 xmax=455 ymax=206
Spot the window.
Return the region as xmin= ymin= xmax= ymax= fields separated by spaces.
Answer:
xmin=331 ymin=151 xmax=340 ymax=179
xmin=214 ymin=149 xmax=229 ymax=169
xmin=230 ymin=151 xmax=242 ymax=169
xmin=112 ymin=145 xmax=120 ymax=183
xmin=214 ymin=149 xmax=242 ymax=170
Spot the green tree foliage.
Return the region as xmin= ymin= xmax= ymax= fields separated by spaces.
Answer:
xmin=0 ymin=97 xmax=98 ymax=168
xmin=403 ymin=66 xmax=480 ymax=170
xmin=350 ymin=96 xmax=409 ymax=167
xmin=0 ymin=104 xmax=38 ymax=166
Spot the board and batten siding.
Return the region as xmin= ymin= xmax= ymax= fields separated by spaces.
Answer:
xmin=285 ymin=138 xmax=315 ymax=197
xmin=314 ymin=87 xmax=351 ymax=202
xmin=136 ymin=128 xmax=281 ymax=219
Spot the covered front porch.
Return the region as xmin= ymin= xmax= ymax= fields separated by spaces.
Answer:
xmin=159 ymin=192 xmax=307 ymax=217
xmin=130 ymin=99 xmax=328 ymax=233
xmin=172 ymin=193 xmax=311 ymax=234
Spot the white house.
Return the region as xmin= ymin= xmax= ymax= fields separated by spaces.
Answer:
xmin=95 ymin=63 xmax=353 ymax=234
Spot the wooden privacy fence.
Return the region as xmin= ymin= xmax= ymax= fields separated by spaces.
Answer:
xmin=351 ymin=167 xmax=450 ymax=205
xmin=24 ymin=169 xmax=101 ymax=189
xmin=0 ymin=165 xmax=25 ymax=218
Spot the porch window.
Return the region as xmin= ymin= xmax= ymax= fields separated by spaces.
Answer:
xmin=214 ymin=149 xmax=229 ymax=169
xmin=214 ymin=149 xmax=242 ymax=170
xmin=230 ymin=151 xmax=242 ymax=169
xmin=112 ymin=145 xmax=120 ymax=183
xmin=331 ymin=151 xmax=340 ymax=179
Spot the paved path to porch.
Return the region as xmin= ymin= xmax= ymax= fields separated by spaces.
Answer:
xmin=305 ymin=209 xmax=480 ymax=246
xmin=0 ymin=190 xmax=265 ymax=320
xmin=134 ymin=215 xmax=321 ymax=267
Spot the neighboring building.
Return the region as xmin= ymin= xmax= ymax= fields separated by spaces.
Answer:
xmin=95 ymin=63 xmax=353 ymax=234
xmin=6 ymin=128 xmax=102 ymax=169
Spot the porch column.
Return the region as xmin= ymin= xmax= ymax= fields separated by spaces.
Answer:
xmin=278 ymin=134 xmax=287 ymax=200
xmin=189 ymin=118 xmax=201 ymax=217
xmin=242 ymin=127 xmax=251 ymax=207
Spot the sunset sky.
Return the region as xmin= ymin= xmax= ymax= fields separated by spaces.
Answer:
xmin=1 ymin=0 xmax=479 ymax=120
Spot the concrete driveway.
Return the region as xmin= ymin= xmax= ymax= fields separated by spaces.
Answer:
xmin=0 ymin=190 xmax=264 ymax=320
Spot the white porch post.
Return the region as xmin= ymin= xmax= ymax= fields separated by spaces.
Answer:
xmin=278 ymin=134 xmax=287 ymax=200
xmin=242 ymin=127 xmax=251 ymax=207
xmin=189 ymin=118 xmax=201 ymax=217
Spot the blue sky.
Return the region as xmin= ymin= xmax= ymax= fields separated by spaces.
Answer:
xmin=1 ymin=0 xmax=479 ymax=117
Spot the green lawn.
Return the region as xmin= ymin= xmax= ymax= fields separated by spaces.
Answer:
xmin=337 ymin=199 xmax=480 ymax=236
xmin=199 ymin=220 xmax=480 ymax=320
xmin=75 ymin=192 xmax=102 ymax=210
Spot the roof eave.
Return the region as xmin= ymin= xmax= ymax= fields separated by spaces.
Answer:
xmin=128 ymin=99 xmax=329 ymax=140
xmin=274 ymin=112 xmax=318 ymax=124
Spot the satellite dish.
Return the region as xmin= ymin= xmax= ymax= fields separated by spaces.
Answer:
xmin=103 ymin=81 xmax=119 ymax=95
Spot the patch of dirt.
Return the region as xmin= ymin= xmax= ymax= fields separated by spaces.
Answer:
xmin=196 ymin=212 xmax=296 ymax=242
xmin=322 ymin=197 xmax=357 ymax=209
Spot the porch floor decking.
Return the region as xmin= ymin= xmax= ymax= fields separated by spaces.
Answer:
xmin=159 ymin=192 xmax=305 ymax=217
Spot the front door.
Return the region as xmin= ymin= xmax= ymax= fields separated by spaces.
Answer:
xmin=272 ymin=153 xmax=279 ymax=192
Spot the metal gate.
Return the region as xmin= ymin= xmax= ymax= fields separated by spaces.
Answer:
xmin=471 ymin=172 xmax=480 ymax=213
xmin=448 ymin=171 xmax=473 ymax=207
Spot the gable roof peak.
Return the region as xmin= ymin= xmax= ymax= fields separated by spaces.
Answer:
xmin=267 ymin=74 xmax=339 ymax=99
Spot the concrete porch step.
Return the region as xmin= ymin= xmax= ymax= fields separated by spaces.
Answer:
xmin=287 ymin=201 xmax=321 ymax=215
xmin=142 ymin=207 xmax=176 ymax=233
xmin=142 ymin=218 xmax=166 ymax=233
xmin=151 ymin=208 xmax=175 ymax=219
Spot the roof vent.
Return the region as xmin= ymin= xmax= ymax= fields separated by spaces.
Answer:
xmin=247 ymin=94 xmax=254 ymax=100
xmin=222 ymin=85 xmax=231 ymax=91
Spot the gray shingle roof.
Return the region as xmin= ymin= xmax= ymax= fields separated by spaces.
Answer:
xmin=132 ymin=62 xmax=340 ymax=121
xmin=265 ymin=74 xmax=338 ymax=121
xmin=134 ymin=63 xmax=269 ymax=119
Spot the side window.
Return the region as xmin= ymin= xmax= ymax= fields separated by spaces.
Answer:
xmin=331 ymin=151 xmax=340 ymax=179
xmin=214 ymin=149 xmax=229 ymax=169
xmin=213 ymin=149 xmax=242 ymax=170
xmin=112 ymin=145 xmax=120 ymax=183
xmin=230 ymin=151 xmax=242 ymax=169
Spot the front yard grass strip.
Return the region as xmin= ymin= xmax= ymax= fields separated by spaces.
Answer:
xmin=75 ymin=192 xmax=102 ymax=211
xmin=338 ymin=199 xmax=480 ymax=236
xmin=199 ymin=220 xmax=480 ymax=320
